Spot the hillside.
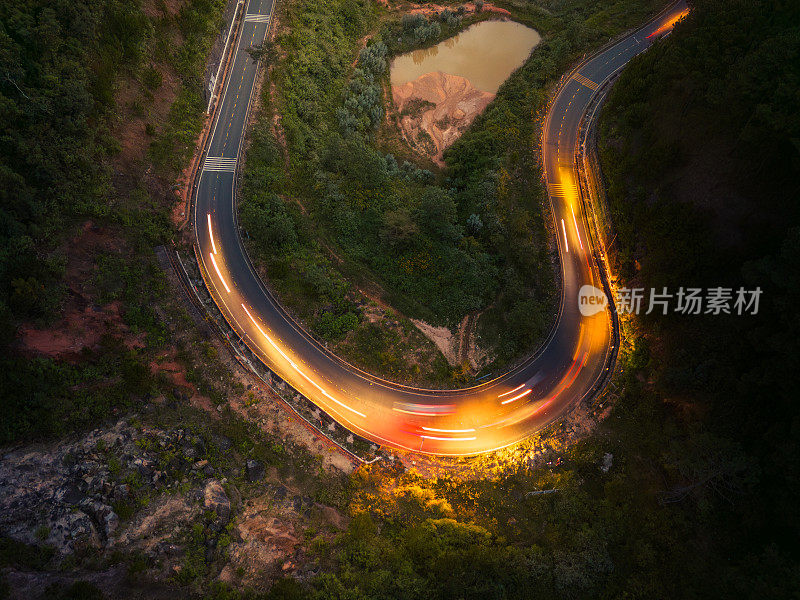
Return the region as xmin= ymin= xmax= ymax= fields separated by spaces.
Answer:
xmin=597 ymin=0 xmax=800 ymax=588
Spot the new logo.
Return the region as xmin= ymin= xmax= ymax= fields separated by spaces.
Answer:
xmin=578 ymin=285 xmax=607 ymax=316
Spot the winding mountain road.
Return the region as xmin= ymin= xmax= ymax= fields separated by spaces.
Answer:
xmin=192 ymin=0 xmax=689 ymax=455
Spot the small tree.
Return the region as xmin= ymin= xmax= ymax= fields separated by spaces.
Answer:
xmin=246 ymin=41 xmax=277 ymax=65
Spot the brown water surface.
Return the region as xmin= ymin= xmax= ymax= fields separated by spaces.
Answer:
xmin=390 ymin=20 xmax=541 ymax=93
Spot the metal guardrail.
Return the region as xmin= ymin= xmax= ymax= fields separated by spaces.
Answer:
xmin=537 ymin=3 xmax=686 ymax=418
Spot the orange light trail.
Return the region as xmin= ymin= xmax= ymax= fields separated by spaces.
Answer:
xmin=209 ymin=253 xmax=230 ymax=293
xmin=571 ymin=206 xmax=584 ymax=251
xmin=647 ymin=8 xmax=689 ymax=38
xmin=421 ymin=435 xmax=477 ymax=442
xmin=561 ymin=219 xmax=570 ymax=253
xmin=241 ymin=303 xmax=366 ymax=419
xmin=530 ymin=353 xmax=589 ymax=417
xmin=497 ymin=352 xmax=590 ymax=429
xmin=422 ymin=427 xmax=476 ymax=433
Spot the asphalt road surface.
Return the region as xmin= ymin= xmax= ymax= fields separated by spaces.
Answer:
xmin=193 ymin=0 xmax=689 ymax=455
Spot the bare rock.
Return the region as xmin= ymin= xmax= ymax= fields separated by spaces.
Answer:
xmin=600 ymin=452 xmax=613 ymax=473
xmin=79 ymin=498 xmax=119 ymax=541
xmin=49 ymin=510 xmax=100 ymax=553
xmin=54 ymin=483 xmax=84 ymax=506
xmin=392 ymin=71 xmax=494 ymax=165
xmin=103 ymin=510 xmax=120 ymax=539
xmin=203 ymin=480 xmax=231 ymax=524
xmin=273 ymin=485 xmax=288 ymax=502
xmin=245 ymin=460 xmax=265 ymax=482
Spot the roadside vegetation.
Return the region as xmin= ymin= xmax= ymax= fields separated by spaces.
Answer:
xmin=239 ymin=0 xmax=667 ymax=387
xmin=597 ymin=0 xmax=799 ymax=593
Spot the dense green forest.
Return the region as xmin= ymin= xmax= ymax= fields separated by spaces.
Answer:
xmin=0 ymin=0 xmax=225 ymax=444
xmin=1 ymin=0 xmax=136 ymax=329
xmin=239 ymin=0 xmax=666 ymax=385
xmin=595 ymin=0 xmax=800 ymax=582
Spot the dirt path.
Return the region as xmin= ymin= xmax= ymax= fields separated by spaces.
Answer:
xmin=392 ymin=71 xmax=494 ymax=165
xmin=456 ymin=313 xmax=473 ymax=365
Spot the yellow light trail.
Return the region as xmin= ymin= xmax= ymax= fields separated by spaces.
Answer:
xmin=571 ymin=205 xmax=584 ymax=251
xmin=207 ymin=213 xmax=217 ymax=254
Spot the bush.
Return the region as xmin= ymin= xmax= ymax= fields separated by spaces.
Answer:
xmin=337 ymin=42 xmax=388 ymax=137
xmin=314 ymin=310 xmax=359 ymax=340
xmin=46 ymin=581 xmax=105 ymax=600
xmin=240 ymin=193 xmax=298 ymax=255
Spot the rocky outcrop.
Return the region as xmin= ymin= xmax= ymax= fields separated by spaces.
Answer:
xmin=0 ymin=424 xmax=131 ymax=554
xmin=0 ymin=419 xmax=349 ymax=592
xmin=0 ymin=420 xmax=225 ymax=556
xmin=226 ymin=482 xmax=346 ymax=587
xmin=392 ymin=71 xmax=494 ymax=164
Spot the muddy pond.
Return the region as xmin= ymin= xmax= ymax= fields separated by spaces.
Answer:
xmin=389 ymin=20 xmax=540 ymax=164
xmin=390 ymin=20 xmax=541 ymax=93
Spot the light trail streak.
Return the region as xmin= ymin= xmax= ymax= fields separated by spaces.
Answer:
xmin=498 ymin=352 xmax=591 ymax=428
xmin=393 ymin=409 xmax=448 ymax=417
xmin=421 ymin=427 xmax=476 ymax=433
xmin=571 ymin=205 xmax=584 ymax=251
xmin=207 ymin=213 xmax=217 ymax=254
xmin=393 ymin=402 xmax=454 ymax=417
xmin=646 ymin=8 xmax=689 ymax=38
xmin=241 ymin=303 xmax=366 ymax=418
xmin=209 ymin=253 xmax=230 ymax=293
xmin=189 ymin=0 xmax=673 ymax=455
xmin=498 ymin=383 xmax=525 ymax=398
xmin=500 ymin=388 xmax=532 ymax=405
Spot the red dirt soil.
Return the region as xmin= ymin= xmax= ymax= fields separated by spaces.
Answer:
xmin=406 ymin=2 xmax=511 ymax=17
xmin=16 ymin=221 xmax=141 ymax=362
xmin=392 ymin=71 xmax=494 ymax=165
